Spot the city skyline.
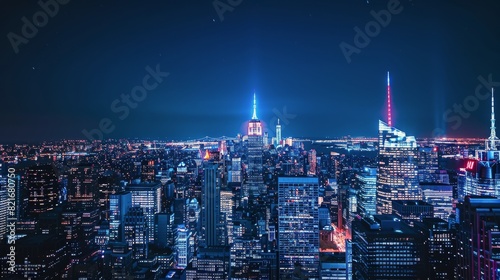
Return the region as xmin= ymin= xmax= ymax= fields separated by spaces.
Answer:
xmin=2 ymin=1 xmax=500 ymax=142
xmin=4 ymin=1 xmax=500 ymax=276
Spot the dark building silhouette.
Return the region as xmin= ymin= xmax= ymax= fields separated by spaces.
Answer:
xmin=124 ymin=206 xmax=148 ymax=260
xmin=414 ymin=218 xmax=455 ymax=279
xmin=25 ymin=164 xmax=59 ymax=217
xmin=1 ymin=233 xmax=67 ymax=279
xmin=456 ymin=196 xmax=500 ymax=280
xmin=352 ymin=215 xmax=427 ymax=279
xmin=391 ymin=200 xmax=434 ymax=226
xmin=141 ymin=159 xmax=156 ymax=183
xmin=201 ymin=161 xmax=222 ymax=247
xmin=67 ymin=164 xmax=99 ymax=210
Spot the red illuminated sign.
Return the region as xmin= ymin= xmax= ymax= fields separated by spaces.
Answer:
xmin=465 ymin=160 xmax=476 ymax=171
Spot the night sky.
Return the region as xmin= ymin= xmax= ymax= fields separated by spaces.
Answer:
xmin=1 ymin=0 xmax=500 ymax=142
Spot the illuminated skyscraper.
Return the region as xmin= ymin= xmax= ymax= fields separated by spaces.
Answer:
xmin=308 ymin=149 xmax=317 ymax=175
xmin=352 ymin=215 xmax=426 ymax=279
xmin=67 ymin=164 xmax=98 ymax=210
xmin=417 ymin=146 xmax=439 ymax=183
xmin=278 ymin=177 xmax=319 ymax=278
xmin=127 ymin=182 xmax=161 ymax=242
xmin=414 ymin=218 xmax=455 ymax=279
xmin=141 ymin=160 xmax=156 ymax=183
xmin=376 ymin=73 xmax=420 ymax=214
xmin=376 ymin=121 xmax=420 ymax=214
xmin=245 ymin=94 xmax=264 ymax=196
xmin=25 ymin=164 xmax=59 ymax=216
xmin=276 ymin=118 xmax=282 ymax=146
xmin=456 ymin=196 xmax=500 ymax=279
xmin=356 ymin=166 xmax=377 ymax=217
xmin=124 ymin=206 xmax=148 ymax=260
xmin=201 ymin=161 xmax=222 ymax=247
xmin=229 ymin=157 xmax=242 ymax=183
xmin=109 ymin=191 xmax=132 ymax=242
xmin=175 ymin=224 xmax=192 ymax=268
xmin=220 ymin=188 xmax=234 ymax=244
xmin=458 ymin=88 xmax=500 ymax=200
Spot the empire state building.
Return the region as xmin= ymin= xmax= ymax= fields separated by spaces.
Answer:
xmin=245 ymin=94 xmax=264 ymax=197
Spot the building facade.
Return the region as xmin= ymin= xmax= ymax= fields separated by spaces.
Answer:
xmin=376 ymin=121 xmax=420 ymax=214
xmin=278 ymin=176 xmax=319 ymax=278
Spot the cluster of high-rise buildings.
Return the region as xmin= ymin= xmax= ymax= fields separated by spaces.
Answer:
xmin=0 ymin=74 xmax=500 ymax=279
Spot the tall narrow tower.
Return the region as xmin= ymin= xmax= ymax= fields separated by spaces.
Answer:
xmin=459 ymin=88 xmax=500 ymax=199
xmin=276 ymin=118 xmax=282 ymax=146
xmin=387 ymin=71 xmax=392 ymax=127
xmin=201 ymin=161 xmax=221 ymax=247
xmin=376 ymin=73 xmax=420 ymax=214
xmin=245 ymin=93 xmax=264 ymax=197
xmin=488 ymin=88 xmax=499 ymax=150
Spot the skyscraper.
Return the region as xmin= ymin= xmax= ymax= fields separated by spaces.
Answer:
xmin=175 ymin=224 xmax=192 ymax=268
xmin=109 ymin=191 xmax=132 ymax=242
xmin=127 ymin=182 xmax=161 ymax=243
xmin=456 ymin=196 xmax=500 ymax=279
xmin=25 ymin=164 xmax=59 ymax=217
xmin=356 ymin=166 xmax=377 ymax=217
xmin=155 ymin=212 xmax=175 ymax=248
xmin=276 ymin=118 xmax=282 ymax=146
xmin=124 ymin=206 xmax=148 ymax=260
xmin=278 ymin=177 xmax=319 ymax=278
xmin=391 ymin=200 xmax=434 ymax=226
xmin=417 ymin=146 xmax=439 ymax=183
xmin=376 ymin=73 xmax=420 ymax=214
xmin=458 ymin=89 xmax=500 ymax=200
xmin=245 ymin=93 xmax=264 ymax=197
xmin=414 ymin=218 xmax=455 ymax=279
xmin=141 ymin=160 xmax=156 ymax=183
xmin=308 ymin=149 xmax=317 ymax=175
xmin=201 ymin=161 xmax=221 ymax=247
xmin=67 ymin=164 xmax=98 ymax=210
xmin=352 ymin=215 xmax=426 ymax=279
xmin=220 ymin=188 xmax=234 ymax=245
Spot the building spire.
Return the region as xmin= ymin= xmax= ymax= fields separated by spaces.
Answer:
xmin=252 ymin=93 xmax=258 ymax=120
xmin=489 ymin=88 xmax=498 ymax=150
xmin=387 ymin=71 xmax=392 ymax=127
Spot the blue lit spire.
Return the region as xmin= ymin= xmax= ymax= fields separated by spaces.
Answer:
xmin=488 ymin=88 xmax=498 ymax=150
xmin=252 ymin=93 xmax=258 ymax=120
